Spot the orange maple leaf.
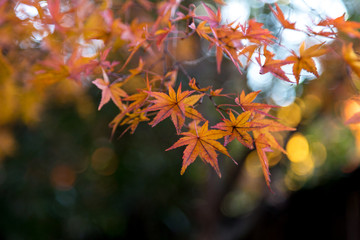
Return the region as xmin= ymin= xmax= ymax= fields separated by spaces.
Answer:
xmin=213 ymin=111 xmax=257 ymax=148
xmin=235 ymin=90 xmax=278 ymax=114
xmin=210 ymin=88 xmax=230 ymax=97
xmin=285 ymin=41 xmax=328 ymax=84
xmin=252 ymin=111 xmax=295 ymax=187
xmin=190 ymin=21 xmax=212 ymax=41
xmin=256 ymin=47 xmax=293 ymax=82
xmin=109 ymin=89 xmax=150 ymax=138
xmin=269 ymin=3 xmax=296 ymax=30
xmin=345 ymin=96 xmax=360 ymax=125
xmin=239 ymin=44 xmax=258 ymax=64
xmin=345 ymin=112 xmax=360 ymax=125
xmin=253 ymin=114 xmax=296 ymax=154
xmin=124 ymin=89 xmax=149 ymax=112
xmin=189 ymin=78 xmax=211 ymax=92
xmin=147 ymin=84 xmax=205 ymax=134
xmin=318 ymin=14 xmax=360 ymax=39
xmin=241 ymin=19 xmax=276 ymax=45
xmin=119 ymin=109 xmax=150 ymax=137
xmin=154 ymin=21 xmax=175 ymax=49
xmin=212 ymin=26 xmax=244 ymax=73
xmin=254 ymin=134 xmax=272 ymax=189
xmin=343 ymin=42 xmax=360 ymax=78
xmin=93 ymin=68 xmax=128 ymax=110
xmin=166 ymin=121 xmax=235 ymax=177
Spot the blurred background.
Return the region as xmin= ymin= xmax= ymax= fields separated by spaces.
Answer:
xmin=1 ymin=0 xmax=360 ymax=239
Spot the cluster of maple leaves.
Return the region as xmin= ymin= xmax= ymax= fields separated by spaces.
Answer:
xmin=4 ymin=0 xmax=360 ymax=188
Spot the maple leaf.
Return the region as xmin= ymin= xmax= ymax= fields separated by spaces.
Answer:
xmin=213 ymin=111 xmax=256 ymax=148
xmin=254 ymin=134 xmax=272 ymax=189
xmin=45 ymin=0 xmax=68 ymax=33
xmin=343 ymin=42 xmax=360 ymax=78
xmin=166 ymin=121 xmax=235 ymax=177
xmin=97 ymin=48 xmax=119 ymax=70
xmin=345 ymin=96 xmax=360 ymax=125
xmin=189 ymin=78 xmax=211 ymax=92
xmin=235 ymin=90 xmax=278 ymax=114
xmin=318 ymin=14 xmax=360 ymax=39
xmin=119 ymin=109 xmax=150 ymax=137
xmin=146 ymin=84 xmax=205 ymax=134
xmin=269 ymin=3 xmax=296 ymax=30
xmin=241 ymin=19 xmax=276 ymax=45
xmin=210 ymin=88 xmax=228 ymax=97
xmin=128 ymin=58 xmax=145 ymax=77
xmin=238 ymin=44 xmax=258 ymax=64
xmin=92 ymin=68 xmax=128 ymax=110
xmin=118 ymin=20 xmax=150 ymax=72
xmin=212 ymin=27 xmax=244 ymax=73
xmin=153 ymin=0 xmax=181 ymax=28
xmin=190 ymin=21 xmax=212 ymax=41
xmin=285 ymin=42 xmax=328 ymax=84
xmin=109 ymin=78 xmax=150 ymax=138
xmin=108 ymin=103 xmax=128 ymax=138
xmin=252 ymin=111 xmax=295 ymax=188
xmin=154 ymin=21 xmax=175 ymax=49
xmin=256 ymin=46 xmax=293 ymax=82
xmin=194 ymin=3 xmax=222 ymax=28
xmin=345 ymin=112 xmax=360 ymax=125
xmin=124 ymin=89 xmax=149 ymax=112
xmin=252 ymin=112 xmax=296 ymax=154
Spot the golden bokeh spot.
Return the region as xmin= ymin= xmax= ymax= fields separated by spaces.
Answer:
xmin=91 ymin=147 xmax=118 ymax=176
xmin=245 ymin=151 xmax=262 ymax=177
xmin=51 ymin=165 xmax=76 ymax=190
xmin=277 ymin=102 xmax=302 ymax=127
xmin=311 ymin=142 xmax=327 ymax=167
xmin=286 ymin=133 xmax=309 ymax=163
xmin=290 ymin=155 xmax=314 ymax=177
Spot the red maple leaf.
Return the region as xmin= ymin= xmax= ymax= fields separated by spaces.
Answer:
xmin=256 ymin=46 xmax=293 ymax=82
xmin=166 ymin=121 xmax=235 ymax=177
xmin=194 ymin=3 xmax=222 ymax=28
xmin=146 ymin=84 xmax=204 ymax=134
xmin=269 ymin=3 xmax=296 ymax=30
xmin=241 ymin=19 xmax=277 ymax=45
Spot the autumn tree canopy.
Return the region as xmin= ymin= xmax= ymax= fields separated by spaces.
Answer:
xmin=1 ymin=0 xmax=360 ymax=191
